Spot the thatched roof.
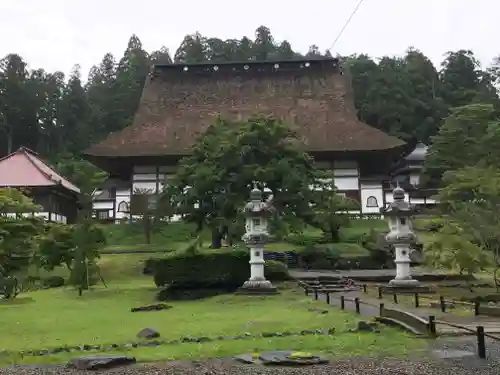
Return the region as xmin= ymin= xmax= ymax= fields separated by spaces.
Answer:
xmin=85 ymin=58 xmax=405 ymax=158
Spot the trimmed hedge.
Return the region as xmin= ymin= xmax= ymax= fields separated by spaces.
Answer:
xmin=149 ymin=250 xmax=291 ymax=290
xmin=151 ymin=250 xmax=249 ymax=289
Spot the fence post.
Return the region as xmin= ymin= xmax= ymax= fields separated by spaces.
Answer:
xmin=340 ymin=295 xmax=345 ymax=310
xmin=476 ymin=326 xmax=486 ymax=359
xmin=379 ymin=303 xmax=385 ymax=316
xmin=363 ymin=284 xmax=367 ymax=293
xmin=314 ymin=288 xmax=318 ymax=300
xmin=474 ymin=301 xmax=480 ymax=316
xmin=428 ymin=315 xmax=436 ymax=337
xmin=304 ymin=285 xmax=309 ymax=296
xmin=378 ymin=287 xmax=382 ymax=299
xmin=326 ymin=292 xmax=330 ymax=305
xmin=393 ymin=293 xmax=398 ymax=304
xmin=355 ymin=297 xmax=360 ymax=314
xmin=414 ymin=293 xmax=420 ymax=308
xmin=439 ymin=296 xmax=446 ymax=313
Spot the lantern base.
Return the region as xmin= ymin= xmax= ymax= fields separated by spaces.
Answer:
xmin=382 ymin=279 xmax=433 ymax=294
xmin=237 ymin=280 xmax=279 ymax=295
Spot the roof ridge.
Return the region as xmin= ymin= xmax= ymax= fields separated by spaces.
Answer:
xmin=20 ymin=148 xmax=80 ymax=193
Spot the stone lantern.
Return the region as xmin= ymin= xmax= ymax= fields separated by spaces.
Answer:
xmin=237 ymin=185 xmax=278 ymax=295
xmin=381 ymin=186 xmax=428 ymax=291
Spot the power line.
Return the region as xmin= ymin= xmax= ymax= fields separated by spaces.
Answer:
xmin=328 ymin=0 xmax=366 ymax=53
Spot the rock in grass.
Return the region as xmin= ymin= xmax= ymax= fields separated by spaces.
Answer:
xmin=137 ymin=328 xmax=160 ymax=339
xmin=130 ymin=303 xmax=172 ymax=312
xmin=308 ymin=307 xmax=329 ymax=314
xmin=66 ymin=355 xmax=136 ymax=370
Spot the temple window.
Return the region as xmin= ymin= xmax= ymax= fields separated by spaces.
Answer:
xmin=117 ymin=201 xmax=129 ymax=213
xmin=366 ymin=196 xmax=379 ymax=208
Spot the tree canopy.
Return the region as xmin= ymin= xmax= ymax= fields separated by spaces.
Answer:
xmin=165 ymin=117 xmax=350 ymax=248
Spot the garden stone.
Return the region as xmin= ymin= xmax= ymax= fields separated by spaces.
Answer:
xmin=137 ymin=327 xmax=160 ymax=339
xmin=130 ymin=303 xmax=172 ymax=313
xmin=308 ymin=307 xmax=329 ymax=314
xmin=357 ymin=321 xmax=376 ymax=332
xmin=234 ymin=354 xmax=256 ymax=364
xmin=259 ymin=350 xmax=328 ymax=366
xmin=67 ymin=355 xmax=136 ymax=370
xmin=262 ymin=332 xmax=276 ymax=337
xmin=300 ymin=329 xmax=316 ymax=335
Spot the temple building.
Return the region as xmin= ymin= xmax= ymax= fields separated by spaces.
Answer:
xmin=0 ymin=147 xmax=80 ymax=223
xmin=85 ymin=58 xmax=429 ymax=221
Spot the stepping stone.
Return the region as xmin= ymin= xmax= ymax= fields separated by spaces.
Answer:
xmin=67 ymin=355 xmax=136 ymax=370
xmin=433 ymin=349 xmax=475 ymax=359
xmin=235 ymin=351 xmax=328 ymax=366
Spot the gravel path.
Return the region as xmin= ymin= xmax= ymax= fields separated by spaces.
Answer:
xmin=2 ymin=356 xmax=499 ymax=375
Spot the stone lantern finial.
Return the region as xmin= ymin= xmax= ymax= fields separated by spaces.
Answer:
xmin=250 ymin=184 xmax=262 ymax=202
xmin=393 ymin=185 xmax=405 ymax=201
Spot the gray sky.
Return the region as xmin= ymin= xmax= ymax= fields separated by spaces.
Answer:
xmin=1 ymin=0 xmax=497 ymax=78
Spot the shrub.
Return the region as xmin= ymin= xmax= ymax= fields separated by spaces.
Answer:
xmin=42 ymin=275 xmax=65 ymax=288
xmin=151 ymin=250 xmax=249 ymax=289
xmin=284 ymin=233 xmax=329 ymax=247
xmin=264 ymin=260 xmax=291 ymax=281
xmin=414 ymin=218 xmax=445 ymax=232
xmin=300 ymin=244 xmax=342 ymax=269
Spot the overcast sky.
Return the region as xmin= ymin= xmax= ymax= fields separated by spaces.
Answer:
xmin=0 ymin=0 xmax=497 ymax=78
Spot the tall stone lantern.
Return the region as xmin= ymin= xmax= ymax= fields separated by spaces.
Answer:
xmin=237 ymin=185 xmax=278 ymax=295
xmin=381 ymin=186 xmax=428 ymax=291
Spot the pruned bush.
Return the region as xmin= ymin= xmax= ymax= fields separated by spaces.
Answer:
xmin=264 ymin=260 xmax=291 ymax=281
xmin=151 ymin=250 xmax=249 ymax=289
xmin=300 ymin=244 xmax=342 ymax=269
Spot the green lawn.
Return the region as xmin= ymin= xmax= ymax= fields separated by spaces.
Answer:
xmin=0 ymin=280 xmax=426 ymax=366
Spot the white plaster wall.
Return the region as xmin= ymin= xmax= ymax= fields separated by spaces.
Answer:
xmin=334 ymin=177 xmax=359 ymax=190
xmin=360 ymin=184 xmax=383 ymax=214
xmin=409 ymin=173 xmax=420 ymax=186
xmin=93 ymin=201 xmax=113 ymax=210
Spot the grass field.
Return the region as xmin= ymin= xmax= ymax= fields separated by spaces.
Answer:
xmin=0 ymin=280 xmax=425 ymax=366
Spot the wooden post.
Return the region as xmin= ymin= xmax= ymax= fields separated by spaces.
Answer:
xmin=363 ymin=284 xmax=367 ymax=293
xmin=355 ymin=297 xmax=360 ymax=314
xmin=439 ymin=296 xmax=446 ymax=313
xmin=340 ymin=295 xmax=345 ymax=310
xmin=414 ymin=293 xmax=420 ymax=308
xmin=474 ymin=301 xmax=480 ymax=316
xmin=379 ymin=303 xmax=385 ymax=316
xmin=314 ymin=289 xmax=318 ymax=300
xmin=428 ymin=315 xmax=436 ymax=337
xmin=476 ymin=326 xmax=486 ymax=359
xmin=378 ymin=287 xmax=382 ymax=299
xmin=326 ymin=292 xmax=330 ymax=304
xmin=393 ymin=293 xmax=398 ymax=304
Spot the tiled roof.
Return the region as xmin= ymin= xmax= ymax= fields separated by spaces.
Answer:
xmin=0 ymin=147 xmax=80 ymax=193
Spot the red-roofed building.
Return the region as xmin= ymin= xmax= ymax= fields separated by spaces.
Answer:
xmin=0 ymin=147 xmax=80 ymax=223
